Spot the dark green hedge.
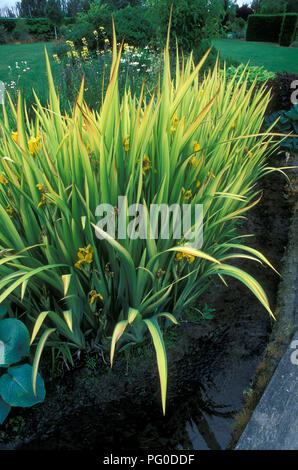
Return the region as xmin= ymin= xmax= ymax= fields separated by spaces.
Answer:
xmin=0 ymin=17 xmax=75 ymax=38
xmin=64 ymin=17 xmax=76 ymax=26
xmin=246 ymin=14 xmax=283 ymax=42
xmin=0 ymin=18 xmax=17 ymax=33
xmin=24 ymin=18 xmax=53 ymax=39
xmin=279 ymin=14 xmax=298 ymax=47
xmin=246 ymin=13 xmax=298 ymax=46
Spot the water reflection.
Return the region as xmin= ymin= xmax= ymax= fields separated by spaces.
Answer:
xmin=19 ymin=379 xmax=236 ymax=450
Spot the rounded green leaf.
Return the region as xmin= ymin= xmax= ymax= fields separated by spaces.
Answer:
xmin=0 ymin=364 xmax=45 ymax=407
xmin=0 ymin=318 xmax=30 ymax=366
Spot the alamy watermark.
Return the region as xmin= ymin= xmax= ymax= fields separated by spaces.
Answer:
xmin=0 ymin=81 xmax=5 ymax=105
xmin=290 ymin=340 xmax=298 ymax=365
xmin=291 ymin=80 xmax=298 ymax=105
xmin=94 ymin=197 xmax=204 ymax=249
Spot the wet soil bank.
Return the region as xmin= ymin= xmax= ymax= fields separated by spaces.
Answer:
xmin=0 ymin=152 xmax=296 ymax=451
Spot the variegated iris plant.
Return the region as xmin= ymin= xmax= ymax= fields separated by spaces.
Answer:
xmin=0 ymin=23 xmax=283 ymax=414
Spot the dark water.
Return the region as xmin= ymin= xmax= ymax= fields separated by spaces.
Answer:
xmin=16 ymin=324 xmax=268 ymax=450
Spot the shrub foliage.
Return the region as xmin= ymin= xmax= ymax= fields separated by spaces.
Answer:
xmin=0 ymin=23 xmax=282 ymax=413
xmin=246 ymin=13 xmax=298 ymax=46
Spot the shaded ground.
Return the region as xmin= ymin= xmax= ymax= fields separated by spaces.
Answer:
xmin=0 ymin=153 xmax=294 ymax=451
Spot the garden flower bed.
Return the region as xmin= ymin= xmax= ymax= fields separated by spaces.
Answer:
xmin=0 ymin=24 xmax=297 ymax=450
xmin=0 ymin=151 xmax=296 ymax=450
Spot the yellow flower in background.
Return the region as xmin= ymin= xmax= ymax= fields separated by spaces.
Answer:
xmin=99 ymin=26 xmax=104 ymax=30
xmin=28 ymin=135 xmax=41 ymax=156
xmin=12 ymin=131 xmax=18 ymax=143
xmin=37 ymin=194 xmax=46 ymax=208
xmin=175 ymin=251 xmax=195 ymax=264
xmin=75 ymin=244 xmax=94 ymax=269
xmin=93 ymin=30 xmax=98 ymax=35
xmin=196 ymin=180 xmax=201 ymax=188
xmin=36 ymin=183 xmax=46 ymax=208
xmin=175 ymin=252 xmax=184 ymax=261
xmin=184 ymin=190 xmax=192 ymax=200
xmin=193 ymin=141 xmax=200 ymax=152
xmin=0 ymin=174 xmax=8 ymax=184
xmin=182 ymin=188 xmax=192 ymax=200
xmin=105 ymin=38 xmax=109 ymax=43
xmin=6 ymin=204 xmax=13 ymax=217
xmin=172 ymin=113 xmax=179 ymax=126
xmin=231 ymin=122 xmax=236 ymax=129
xmin=190 ymin=155 xmax=199 ymax=168
xmin=89 ymin=290 xmax=103 ymax=305
xmin=52 ymin=54 xmax=61 ymax=64
xmin=186 ymin=254 xmax=195 ymax=264
xmin=123 ymin=135 xmax=130 ymax=152
xmin=142 ymin=155 xmax=151 ymax=175
xmin=170 ymin=113 xmax=179 ymax=135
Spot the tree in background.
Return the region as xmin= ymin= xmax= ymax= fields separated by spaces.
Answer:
xmin=18 ymin=0 xmax=47 ymax=17
xmin=260 ymin=0 xmax=287 ymax=14
xmin=221 ymin=0 xmax=237 ymax=26
xmin=150 ymin=0 xmax=226 ymax=59
xmin=251 ymin=0 xmax=288 ymax=14
xmin=221 ymin=0 xmax=247 ymax=37
xmin=236 ymin=3 xmax=253 ymax=21
xmin=250 ymin=0 xmax=261 ymax=13
xmin=286 ymin=0 xmax=298 ymax=13
xmin=45 ymin=0 xmax=64 ymax=39
xmin=66 ymin=0 xmax=113 ymax=47
xmin=61 ymin=0 xmax=88 ymax=15
xmin=101 ymin=0 xmax=143 ymax=8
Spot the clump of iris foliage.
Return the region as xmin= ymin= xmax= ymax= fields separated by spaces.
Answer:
xmin=0 ymin=20 xmax=285 ymax=414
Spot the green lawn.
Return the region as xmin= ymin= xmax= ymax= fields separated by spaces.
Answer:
xmin=0 ymin=42 xmax=56 ymax=97
xmin=213 ymin=39 xmax=298 ymax=74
